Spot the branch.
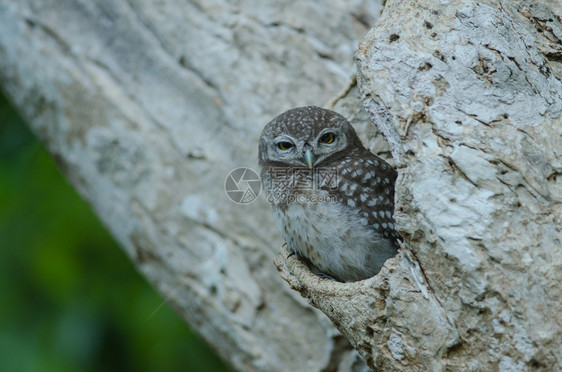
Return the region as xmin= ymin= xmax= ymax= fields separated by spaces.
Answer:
xmin=274 ymin=244 xmax=458 ymax=370
xmin=0 ymin=1 xmax=383 ymax=370
xmin=277 ymin=0 xmax=562 ymax=370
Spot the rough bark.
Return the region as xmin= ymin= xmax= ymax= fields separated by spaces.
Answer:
xmin=1 ymin=1 xmax=561 ymax=372
xmin=278 ymin=0 xmax=562 ymax=371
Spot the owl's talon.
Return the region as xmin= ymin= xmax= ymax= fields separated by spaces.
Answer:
xmin=283 ymin=242 xmax=298 ymax=259
xmin=315 ymin=272 xmax=336 ymax=281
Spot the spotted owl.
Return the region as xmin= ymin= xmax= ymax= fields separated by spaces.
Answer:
xmin=258 ymin=106 xmax=400 ymax=282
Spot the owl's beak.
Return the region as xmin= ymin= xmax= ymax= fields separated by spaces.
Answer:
xmin=303 ymin=148 xmax=315 ymax=169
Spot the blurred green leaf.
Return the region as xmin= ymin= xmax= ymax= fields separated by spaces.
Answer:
xmin=0 ymin=91 xmax=230 ymax=372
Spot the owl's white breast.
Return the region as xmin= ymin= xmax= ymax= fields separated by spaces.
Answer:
xmin=273 ymin=190 xmax=395 ymax=282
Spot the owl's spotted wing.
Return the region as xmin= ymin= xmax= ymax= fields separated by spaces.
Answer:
xmin=321 ymin=149 xmax=401 ymax=243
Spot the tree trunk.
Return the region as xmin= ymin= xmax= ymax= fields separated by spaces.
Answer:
xmin=1 ymin=0 xmax=560 ymax=371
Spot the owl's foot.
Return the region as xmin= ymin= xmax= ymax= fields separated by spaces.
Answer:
xmin=283 ymin=243 xmax=298 ymax=259
xmin=315 ymin=272 xmax=337 ymax=281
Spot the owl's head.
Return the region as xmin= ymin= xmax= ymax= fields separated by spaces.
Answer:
xmin=259 ymin=106 xmax=363 ymax=169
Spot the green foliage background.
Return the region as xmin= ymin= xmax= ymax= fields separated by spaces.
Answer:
xmin=0 ymin=92 xmax=230 ymax=372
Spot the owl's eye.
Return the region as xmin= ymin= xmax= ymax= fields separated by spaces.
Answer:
xmin=319 ymin=132 xmax=336 ymax=144
xmin=277 ymin=141 xmax=294 ymax=150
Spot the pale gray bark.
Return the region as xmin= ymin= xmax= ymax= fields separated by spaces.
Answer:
xmin=0 ymin=1 xmax=380 ymax=371
xmin=278 ymin=0 xmax=562 ymax=371
xmin=1 ymin=0 xmax=561 ymax=371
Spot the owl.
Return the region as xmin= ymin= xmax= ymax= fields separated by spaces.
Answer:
xmin=258 ymin=106 xmax=400 ymax=282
